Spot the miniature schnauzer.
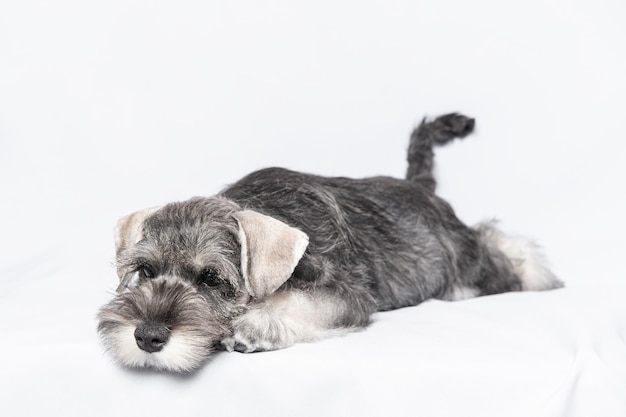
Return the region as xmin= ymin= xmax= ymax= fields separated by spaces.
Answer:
xmin=98 ymin=113 xmax=562 ymax=372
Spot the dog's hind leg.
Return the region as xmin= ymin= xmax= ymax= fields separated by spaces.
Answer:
xmin=221 ymin=287 xmax=375 ymax=353
xmin=475 ymin=221 xmax=564 ymax=292
xmin=406 ymin=113 xmax=475 ymax=191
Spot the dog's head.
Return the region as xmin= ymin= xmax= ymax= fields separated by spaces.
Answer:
xmin=97 ymin=197 xmax=308 ymax=372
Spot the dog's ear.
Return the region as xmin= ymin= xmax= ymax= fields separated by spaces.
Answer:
xmin=233 ymin=210 xmax=309 ymax=298
xmin=114 ymin=206 xmax=161 ymax=290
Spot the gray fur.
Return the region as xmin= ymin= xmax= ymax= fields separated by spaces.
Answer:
xmin=97 ymin=113 xmax=562 ymax=372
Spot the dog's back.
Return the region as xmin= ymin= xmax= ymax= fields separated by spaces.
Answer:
xmin=222 ymin=114 xmax=561 ymax=312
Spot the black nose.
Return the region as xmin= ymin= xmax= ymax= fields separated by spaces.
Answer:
xmin=134 ymin=323 xmax=171 ymax=353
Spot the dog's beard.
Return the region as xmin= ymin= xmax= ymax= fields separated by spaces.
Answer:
xmin=97 ymin=277 xmax=231 ymax=373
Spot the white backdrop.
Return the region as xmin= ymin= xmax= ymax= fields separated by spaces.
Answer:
xmin=1 ymin=1 xmax=625 ymax=416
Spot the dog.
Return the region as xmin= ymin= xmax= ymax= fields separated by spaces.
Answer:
xmin=97 ymin=113 xmax=562 ymax=372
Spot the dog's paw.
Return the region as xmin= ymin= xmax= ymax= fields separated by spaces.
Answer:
xmin=221 ymin=308 xmax=295 ymax=354
xmin=221 ymin=336 xmax=268 ymax=353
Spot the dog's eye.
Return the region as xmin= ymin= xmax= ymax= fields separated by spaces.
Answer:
xmin=137 ymin=265 xmax=155 ymax=280
xmin=200 ymin=268 xmax=221 ymax=287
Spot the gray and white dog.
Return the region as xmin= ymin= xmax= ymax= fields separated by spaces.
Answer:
xmin=98 ymin=113 xmax=562 ymax=372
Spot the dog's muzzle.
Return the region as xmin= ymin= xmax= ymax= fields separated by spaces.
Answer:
xmin=97 ymin=277 xmax=236 ymax=372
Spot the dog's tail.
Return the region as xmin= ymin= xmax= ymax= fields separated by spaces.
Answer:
xmin=406 ymin=113 xmax=475 ymax=191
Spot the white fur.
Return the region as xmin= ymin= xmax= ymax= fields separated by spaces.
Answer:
xmin=109 ymin=325 xmax=206 ymax=373
xmin=442 ymin=285 xmax=480 ymax=301
xmin=476 ymin=221 xmax=563 ymax=291
xmin=222 ymin=290 xmax=351 ymax=353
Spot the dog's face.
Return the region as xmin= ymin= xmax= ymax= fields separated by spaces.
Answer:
xmin=97 ymin=197 xmax=308 ymax=372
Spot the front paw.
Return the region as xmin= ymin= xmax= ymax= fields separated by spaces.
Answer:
xmin=221 ymin=309 xmax=294 ymax=353
xmin=221 ymin=336 xmax=267 ymax=353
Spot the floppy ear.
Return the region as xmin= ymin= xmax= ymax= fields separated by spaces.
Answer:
xmin=233 ymin=210 xmax=309 ymax=298
xmin=114 ymin=206 xmax=161 ymax=291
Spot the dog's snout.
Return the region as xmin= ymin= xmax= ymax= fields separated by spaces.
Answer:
xmin=134 ymin=323 xmax=171 ymax=353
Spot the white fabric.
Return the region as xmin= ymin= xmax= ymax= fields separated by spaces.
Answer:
xmin=1 ymin=1 xmax=625 ymax=416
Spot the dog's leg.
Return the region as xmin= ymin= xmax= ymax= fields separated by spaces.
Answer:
xmin=221 ymin=288 xmax=373 ymax=353
xmin=475 ymin=221 xmax=563 ymax=291
xmin=406 ymin=113 xmax=475 ymax=191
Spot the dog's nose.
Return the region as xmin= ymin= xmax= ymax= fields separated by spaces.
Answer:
xmin=134 ymin=323 xmax=171 ymax=353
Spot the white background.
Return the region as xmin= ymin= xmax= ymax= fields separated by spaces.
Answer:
xmin=1 ymin=1 xmax=625 ymax=416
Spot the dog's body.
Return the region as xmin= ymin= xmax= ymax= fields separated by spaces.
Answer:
xmin=98 ymin=114 xmax=562 ymax=372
